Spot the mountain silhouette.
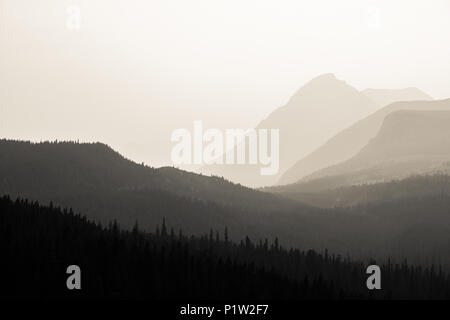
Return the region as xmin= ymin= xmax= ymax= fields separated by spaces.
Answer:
xmin=203 ymin=74 xmax=380 ymax=187
xmin=0 ymin=139 xmax=313 ymax=244
xmin=362 ymin=87 xmax=432 ymax=107
xmin=279 ymin=99 xmax=450 ymax=185
xmin=0 ymin=139 xmax=295 ymax=212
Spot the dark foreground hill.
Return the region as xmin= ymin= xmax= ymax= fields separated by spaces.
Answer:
xmin=0 ymin=196 xmax=331 ymax=300
xmin=0 ymin=139 xmax=306 ymax=241
xmin=0 ymin=139 xmax=296 ymax=212
xmin=2 ymin=195 xmax=450 ymax=300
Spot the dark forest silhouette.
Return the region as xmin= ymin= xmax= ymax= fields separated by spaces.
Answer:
xmin=2 ymin=196 xmax=450 ymax=300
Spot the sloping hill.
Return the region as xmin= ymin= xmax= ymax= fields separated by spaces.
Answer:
xmin=288 ymin=110 xmax=450 ymax=191
xmin=0 ymin=139 xmax=296 ymax=213
xmin=279 ymin=99 xmax=450 ymax=185
xmin=0 ymin=139 xmax=310 ymax=243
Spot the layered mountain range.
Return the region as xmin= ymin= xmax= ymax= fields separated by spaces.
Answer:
xmin=203 ymin=73 xmax=433 ymax=188
xmin=3 ymin=139 xmax=450 ymax=267
xmin=2 ymin=74 xmax=450 ymax=268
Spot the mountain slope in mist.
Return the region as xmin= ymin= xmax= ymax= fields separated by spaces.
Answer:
xmin=269 ymin=174 xmax=450 ymax=208
xmin=278 ymin=99 xmax=450 ymax=185
xmin=288 ymin=110 xmax=450 ymax=191
xmin=202 ymin=73 xmax=379 ymax=187
xmin=0 ymin=139 xmax=297 ymax=213
xmin=0 ymin=139 xmax=310 ymax=241
xmin=362 ymin=87 xmax=432 ymax=107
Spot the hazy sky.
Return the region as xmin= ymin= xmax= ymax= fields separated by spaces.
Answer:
xmin=1 ymin=0 xmax=450 ymax=167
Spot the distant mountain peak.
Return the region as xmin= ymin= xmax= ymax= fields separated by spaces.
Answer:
xmin=311 ymin=73 xmax=338 ymax=81
xmin=303 ymin=73 xmax=344 ymax=88
xmin=286 ymin=73 xmax=370 ymax=109
xmin=204 ymin=74 xmax=381 ymax=188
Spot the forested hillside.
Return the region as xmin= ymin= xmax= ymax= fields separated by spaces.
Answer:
xmin=2 ymin=196 xmax=450 ymax=300
xmin=3 ymin=140 xmax=450 ymax=268
xmin=0 ymin=139 xmax=298 ymax=212
xmin=0 ymin=139 xmax=309 ymax=240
